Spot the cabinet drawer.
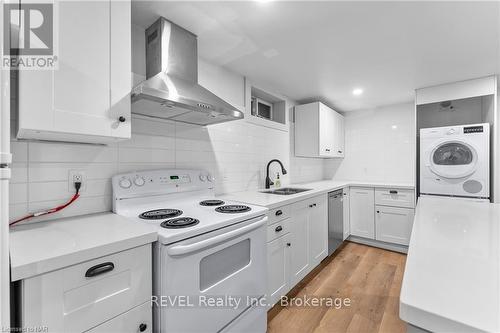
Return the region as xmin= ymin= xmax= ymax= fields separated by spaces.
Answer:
xmin=22 ymin=244 xmax=152 ymax=333
xmin=375 ymin=188 xmax=414 ymax=208
xmin=375 ymin=205 xmax=415 ymax=246
xmin=267 ymin=205 xmax=291 ymax=225
xmin=87 ymin=301 xmax=151 ymax=333
xmin=267 ymin=218 xmax=291 ymax=242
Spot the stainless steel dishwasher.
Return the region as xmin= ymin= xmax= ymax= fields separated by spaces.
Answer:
xmin=328 ymin=189 xmax=344 ymax=256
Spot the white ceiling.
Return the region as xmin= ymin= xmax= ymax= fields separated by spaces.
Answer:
xmin=132 ymin=1 xmax=500 ymax=111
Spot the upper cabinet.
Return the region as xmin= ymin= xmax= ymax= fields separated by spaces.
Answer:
xmin=17 ymin=0 xmax=131 ymax=144
xmin=294 ymin=102 xmax=344 ymax=158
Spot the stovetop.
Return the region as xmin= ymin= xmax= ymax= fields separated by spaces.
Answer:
xmin=115 ymin=195 xmax=267 ymax=245
xmin=112 ymin=169 xmax=268 ymax=245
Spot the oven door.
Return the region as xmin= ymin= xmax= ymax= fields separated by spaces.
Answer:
xmin=157 ymin=215 xmax=267 ymax=333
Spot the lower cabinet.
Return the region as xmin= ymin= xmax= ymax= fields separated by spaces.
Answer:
xmin=267 ymin=233 xmax=291 ymax=306
xmin=289 ymin=201 xmax=310 ymax=286
xmin=266 ymin=194 xmax=328 ymax=306
xmin=87 ymin=301 xmax=151 ymax=333
xmin=19 ymin=244 xmax=152 ymax=333
xmin=349 ymin=187 xmax=375 ymax=238
xmin=375 ymin=205 xmax=415 ymax=245
xmin=342 ymin=187 xmax=350 ymax=240
xmin=348 ymin=186 xmax=416 ymax=250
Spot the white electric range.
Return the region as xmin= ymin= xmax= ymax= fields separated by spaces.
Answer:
xmin=112 ymin=169 xmax=268 ymax=333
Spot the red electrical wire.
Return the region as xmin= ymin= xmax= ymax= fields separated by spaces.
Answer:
xmin=9 ymin=191 xmax=81 ymax=227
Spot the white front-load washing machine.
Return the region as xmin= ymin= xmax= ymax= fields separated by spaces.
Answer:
xmin=420 ymin=123 xmax=490 ymax=199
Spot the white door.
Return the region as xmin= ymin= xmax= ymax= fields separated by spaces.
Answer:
xmin=308 ymin=196 xmax=328 ymax=267
xmin=349 ymin=187 xmax=375 ymax=239
xmin=289 ymin=203 xmax=310 ymax=286
xmin=342 ymin=188 xmax=350 ymax=240
xmin=267 ymin=233 xmax=290 ymax=306
xmin=375 ymin=206 xmax=415 ymax=245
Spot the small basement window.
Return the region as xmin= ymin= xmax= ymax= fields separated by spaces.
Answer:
xmin=250 ymin=86 xmax=286 ymax=125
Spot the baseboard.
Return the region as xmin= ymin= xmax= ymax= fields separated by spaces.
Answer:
xmin=347 ymin=236 xmax=408 ymax=254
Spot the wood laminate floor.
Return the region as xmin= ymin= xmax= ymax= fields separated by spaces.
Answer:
xmin=267 ymin=242 xmax=407 ymax=333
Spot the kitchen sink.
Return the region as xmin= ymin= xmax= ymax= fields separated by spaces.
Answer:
xmin=261 ymin=187 xmax=312 ymax=195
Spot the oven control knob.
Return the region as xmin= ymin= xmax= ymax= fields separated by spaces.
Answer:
xmin=199 ymin=174 xmax=207 ymax=182
xmin=207 ymin=174 xmax=215 ymax=182
xmin=119 ymin=178 xmax=132 ymax=189
xmin=134 ymin=176 xmax=145 ymax=187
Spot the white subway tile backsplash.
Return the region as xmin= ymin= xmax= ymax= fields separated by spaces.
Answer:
xmin=9 ymin=183 xmax=28 ymax=204
xmin=9 ymin=111 xmax=325 ymax=223
xmin=28 ymin=179 xmax=111 ymax=202
xmin=118 ymin=147 xmax=176 ymax=164
xmin=28 ymin=142 xmax=117 ymax=163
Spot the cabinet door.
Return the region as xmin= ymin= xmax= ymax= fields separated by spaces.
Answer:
xmin=319 ymin=104 xmax=335 ymax=157
xmin=17 ymin=0 xmax=130 ymax=143
xmin=267 ymin=233 xmax=290 ymax=306
xmin=335 ymin=113 xmax=345 ymax=157
xmin=342 ymin=188 xmax=350 ymax=240
xmin=289 ymin=203 xmax=310 ymax=286
xmin=349 ymin=187 xmax=375 ymax=238
xmin=375 ymin=206 xmax=415 ymax=245
xmin=308 ymin=196 xmax=328 ymax=267
xmin=86 ymin=302 xmax=151 ymax=333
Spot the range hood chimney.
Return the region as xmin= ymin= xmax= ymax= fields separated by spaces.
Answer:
xmin=131 ymin=18 xmax=244 ymax=125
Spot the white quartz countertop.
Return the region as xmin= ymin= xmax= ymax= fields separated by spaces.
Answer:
xmin=400 ymin=196 xmax=500 ymax=333
xmin=220 ymin=179 xmax=414 ymax=209
xmin=10 ymin=213 xmax=158 ymax=281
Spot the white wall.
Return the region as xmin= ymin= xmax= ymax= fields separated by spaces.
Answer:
xmin=324 ymin=102 xmax=415 ymax=184
xmin=8 ymin=26 xmax=324 ymax=223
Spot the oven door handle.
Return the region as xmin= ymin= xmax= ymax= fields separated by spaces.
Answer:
xmin=167 ymin=216 xmax=267 ymax=256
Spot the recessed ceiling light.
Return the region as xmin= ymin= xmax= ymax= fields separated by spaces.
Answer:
xmin=352 ymin=88 xmax=363 ymax=96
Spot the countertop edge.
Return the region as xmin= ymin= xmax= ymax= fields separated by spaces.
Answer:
xmin=11 ymin=231 xmax=158 ymax=281
xmin=221 ymin=180 xmax=415 ymax=209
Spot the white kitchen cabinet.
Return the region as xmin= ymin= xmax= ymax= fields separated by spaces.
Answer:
xmin=267 ymin=233 xmax=291 ymax=306
xmin=289 ymin=200 xmax=310 ymax=286
xmin=289 ymin=194 xmax=328 ymax=286
xmin=375 ymin=205 xmax=415 ymax=246
xmin=294 ymin=101 xmax=345 ymax=158
xmin=342 ymin=187 xmax=350 ymax=240
xmin=86 ymin=302 xmax=151 ymax=333
xmin=308 ymin=196 xmax=328 ymax=267
xmin=17 ymin=0 xmax=131 ymax=144
xmin=334 ymin=112 xmax=345 ymax=157
xmin=349 ymin=187 xmax=375 ymax=238
xmin=20 ymin=244 xmax=151 ymax=333
xmin=267 ymin=194 xmax=328 ymax=302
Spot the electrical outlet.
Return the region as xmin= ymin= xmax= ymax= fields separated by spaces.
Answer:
xmin=68 ymin=170 xmax=86 ymax=192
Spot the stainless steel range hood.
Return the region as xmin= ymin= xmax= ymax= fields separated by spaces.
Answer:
xmin=131 ymin=18 xmax=244 ymax=125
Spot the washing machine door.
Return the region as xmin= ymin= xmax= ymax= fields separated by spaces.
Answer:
xmin=428 ymin=141 xmax=478 ymax=179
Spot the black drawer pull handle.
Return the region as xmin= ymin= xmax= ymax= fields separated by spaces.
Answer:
xmin=313 ymin=203 xmax=317 ymax=207
xmin=275 ymin=210 xmax=283 ymax=216
xmin=118 ymin=116 xmax=126 ymax=123
xmin=85 ymin=262 xmax=115 ymax=278
xmin=275 ymin=225 xmax=283 ymax=232
xmin=286 ymin=243 xmax=291 ymax=247
xmin=325 ymin=148 xmax=331 ymax=152
xmin=139 ymin=323 xmax=148 ymax=332
xmin=309 ymin=204 xmax=313 ymax=208
xmin=389 ymin=190 xmax=398 ymax=194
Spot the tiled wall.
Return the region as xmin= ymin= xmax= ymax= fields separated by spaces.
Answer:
xmin=324 ymin=102 xmax=415 ymax=184
xmin=9 ymin=66 xmax=324 ymax=223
